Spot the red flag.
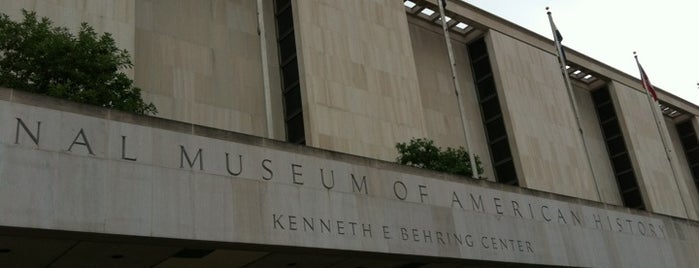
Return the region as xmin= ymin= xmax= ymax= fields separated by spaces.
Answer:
xmin=635 ymin=56 xmax=658 ymax=101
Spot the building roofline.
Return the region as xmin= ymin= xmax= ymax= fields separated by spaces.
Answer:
xmin=416 ymin=0 xmax=699 ymax=116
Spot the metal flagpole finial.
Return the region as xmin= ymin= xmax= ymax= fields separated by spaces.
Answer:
xmin=546 ymin=6 xmax=550 ymax=14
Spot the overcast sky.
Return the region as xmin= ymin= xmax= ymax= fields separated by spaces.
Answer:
xmin=463 ymin=0 xmax=699 ymax=106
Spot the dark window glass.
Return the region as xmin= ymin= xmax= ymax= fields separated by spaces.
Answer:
xmin=676 ymin=120 xmax=699 ymax=193
xmin=681 ymin=134 xmax=699 ymax=149
xmin=472 ymin=59 xmax=491 ymax=80
xmin=279 ymin=35 xmax=296 ymax=63
xmin=677 ymin=120 xmax=694 ymax=134
xmin=595 ymin=102 xmax=616 ymax=123
xmin=687 ymin=148 xmax=699 ymax=162
xmin=284 ymin=86 xmax=302 ymax=117
xmin=275 ymin=0 xmax=290 ymax=12
xmin=274 ymin=0 xmax=304 ymax=145
xmin=491 ymin=139 xmax=512 ymax=164
xmin=467 ymin=39 xmax=487 ymax=60
xmin=622 ymin=190 xmax=645 ymax=209
xmin=606 ymin=136 xmax=626 ymax=157
xmin=282 ymin=58 xmax=299 ymax=88
xmin=611 ymin=153 xmax=632 ymax=173
xmin=601 ymin=120 xmax=621 ymax=140
xmin=616 ymin=171 xmax=636 ymax=191
xmin=485 ymin=117 xmax=506 ymax=142
xmin=286 ymin=114 xmax=305 ymax=144
xmin=481 ymin=96 xmax=501 ymax=121
xmin=591 ymin=87 xmax=611 ymax=104
xmin=495 ymin=161 xmax=518 ymax=185
xmin=276 ymin=8 xmax=294 ymax=37
xmin=591 ymin=86 xmax=644 ymax=210
xmin=476 ymin=76 xmax=496 ymax=99
xmin=691 ymin=164 xmax=699 ymax=179
xmin=468 ymin=38 xmax=518 ymax=186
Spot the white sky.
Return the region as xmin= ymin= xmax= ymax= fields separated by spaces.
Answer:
xmin=463 ymin=0 xmax=699 ymax=106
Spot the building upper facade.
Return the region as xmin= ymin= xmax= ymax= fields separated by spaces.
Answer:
xmin=3 ymin=0 xmax=699 ymax=220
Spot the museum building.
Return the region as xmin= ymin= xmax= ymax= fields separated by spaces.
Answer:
xmin=0 ymin=0 xmax=698 ymax=267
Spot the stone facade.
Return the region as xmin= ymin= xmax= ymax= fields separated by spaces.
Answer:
xmin=1 ymin=0 xmax=699 ymax=266
xmin=1 ymin=89 xmax=698 ymax=267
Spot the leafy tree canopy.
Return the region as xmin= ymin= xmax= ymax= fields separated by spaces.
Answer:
xmin=396 ymin=138 xmax=484 ymax=178
xmin=0 ymin=10 xmax=156 ymax=115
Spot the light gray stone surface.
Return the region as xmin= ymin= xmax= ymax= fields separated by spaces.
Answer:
xmin=1 ymin=96 xmax=698 ymax=267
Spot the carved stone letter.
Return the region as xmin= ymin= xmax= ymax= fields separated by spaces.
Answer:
xmin=121 ymin=136 xmax=137 ymax=161
xmin=68 ymin=129 xmax=94 ymax=155
xmin=15 ymin=118 xmax=40 ymax=146
xmin=180 ymin=145 xmax=203 ymax=170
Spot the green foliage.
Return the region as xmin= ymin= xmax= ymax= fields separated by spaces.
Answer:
xmin=396 ymin=138 xmax=484 ymax=178
xmin=0 ymin=10 xmax=156 ymax=115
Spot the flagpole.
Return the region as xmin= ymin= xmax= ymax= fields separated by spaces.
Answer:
xmin=547 ymin=7 xmax=603 ymax=201
xmin=437 ymin=0 xmax=479 ymax=179
xmin=257 ymin=0 xmax=275 ymax=138
xmin=634 ymin=52 xmax=690 ymax=217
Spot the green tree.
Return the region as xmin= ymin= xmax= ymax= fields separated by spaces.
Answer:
xmin=396 ymin=138 xmax=484 ymax=178
xmin=0 ymin=10 xmax=156 ymax=115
